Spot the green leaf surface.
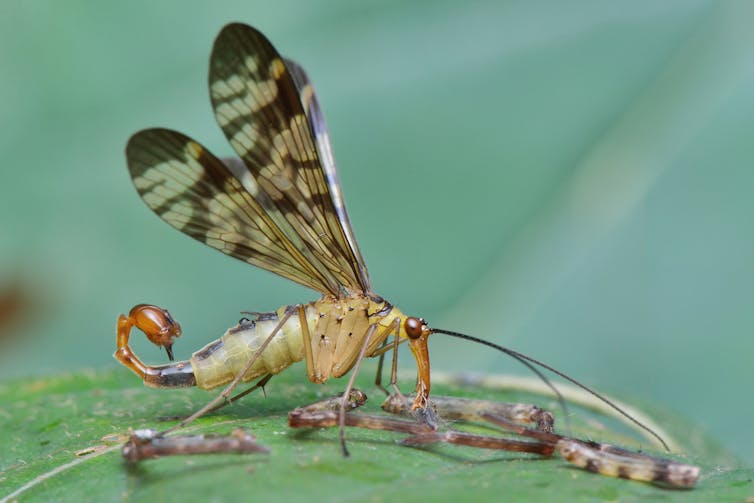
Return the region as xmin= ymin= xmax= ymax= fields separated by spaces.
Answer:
xmin=0 ymin=366 xmax=749 ymax=502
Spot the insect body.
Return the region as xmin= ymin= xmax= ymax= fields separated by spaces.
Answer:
xmin=116 ymin=23 xmax=699 ymax=487
xmin=118 ymin=22 xmax=433 ymax=411
xmin=118 ymin=296 xmax=413 ymax=391
xmin=193 ymin=297 xmax=400 ymax=389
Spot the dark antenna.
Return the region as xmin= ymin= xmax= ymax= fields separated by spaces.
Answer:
xmin=432 ymin=328 xmax=670 ymax=451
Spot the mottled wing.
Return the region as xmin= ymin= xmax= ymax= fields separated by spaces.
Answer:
xmin=126 ymin=128 xmax=336 ymax=294
xmin=209 ymin=23 xmax=370 ymax=295
xmin=284 ymin=58 xmax=371 ymax=292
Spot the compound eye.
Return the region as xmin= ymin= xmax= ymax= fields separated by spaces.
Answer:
xmin=405 ymin=317 xmax=424 ymax=339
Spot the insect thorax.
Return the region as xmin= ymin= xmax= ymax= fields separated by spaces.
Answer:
xmin=305 ymin=295 xmax=403 ymax=382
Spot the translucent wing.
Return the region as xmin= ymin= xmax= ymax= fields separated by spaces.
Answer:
xmin=208 ymin=23 xmax=370 ymax=295
xmin=126 ymin=23 xmax=373 ymax=297
xmin=284 ymin=58 xmax=371 ymax=293
xmin=126 ymin=128 xmax=338 ymax=294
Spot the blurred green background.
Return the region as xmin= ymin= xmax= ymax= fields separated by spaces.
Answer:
xmin=1 ymin=0 xmax=751 ymax=466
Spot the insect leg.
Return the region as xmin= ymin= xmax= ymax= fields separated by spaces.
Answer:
xmin=203 ymin=373 xmax=274 ymax=416
xmin=298 ymin=304 xmax=316 ymax=380
xmin=344 ymin=318 xmax=404 ymax=431
xmin=338 ymin=323 xmax=376 ymax=456
xmin=373 ymin=341 xmax=390 ymax=396
xmin=373 ymin=320 xmax=402 ymax=396
xmin=387 ymin=319 xmax=402 ymax=396
xmin=160 ymin=305 xmax=297 ymax=435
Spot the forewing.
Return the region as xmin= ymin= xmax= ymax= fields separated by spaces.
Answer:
xmin=285 ymin=58 xmax=372 ymax=292
xmin=126 ymin=128 xmax=337 ymax=294
xmin=208 ymin=23 xmax=370 ymax=295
